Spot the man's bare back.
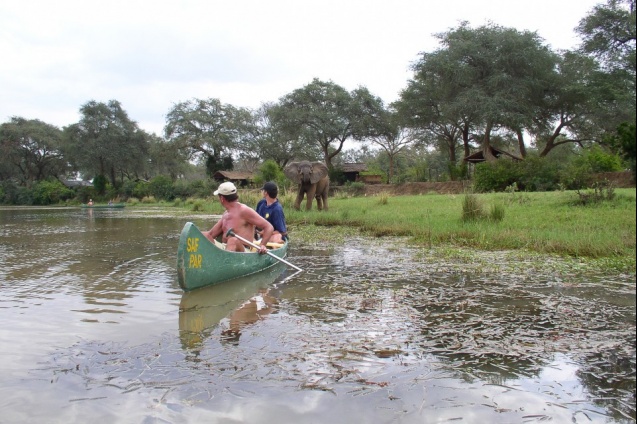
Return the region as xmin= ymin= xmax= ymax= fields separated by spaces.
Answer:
xmin=202 ymin=183 xmax=274 ymax=253
xmin=217 ymin=203 xmax=266 ymax=244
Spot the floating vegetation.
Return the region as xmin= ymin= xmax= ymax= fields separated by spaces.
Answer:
xmin=42 ymin=236 xmax=636 ymax=422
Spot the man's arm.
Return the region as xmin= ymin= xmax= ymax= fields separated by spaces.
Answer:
xmin=243 ymin=207 xmax=274 ymax=252
xmin=202 ymin=219 xmax=223 ymax=243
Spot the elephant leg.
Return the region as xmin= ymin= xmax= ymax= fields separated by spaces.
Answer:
xmin=294 ymin=189 xmax=304 ymax=210
xmin=322 ymin=192 xmax=328 ymax=211
xmin=306 ymin=186 xmax=317 ymax=210
xmin=315 ymin=195 xmax=323 ymax=210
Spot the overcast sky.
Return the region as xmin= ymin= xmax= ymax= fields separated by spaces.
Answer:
xmin=1 ymin=0 xmax=602 ymax=136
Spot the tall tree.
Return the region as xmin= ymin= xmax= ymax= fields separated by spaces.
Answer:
xmin=145 ymin=134 xmax=189 ymax=180
xmin=63 ymin=100 xmax=148 ymax=189
xmin=0 ymin=117 xmax=67 ymax=186
xmin=273 ymin=79 xmax=385 ymax=168
xmin=577 ymin=0 xmax=636 ymax=75
xmin=164 ymin=98 xmax=254 ymax=176
xmin=364 ymin=107 xmax=417 ymax=183
xmin=402 ymin=22 xmax=559 ymax=163
xmin=238 ymin=102 xmax=319 ymax=170
xmin=396 ymin=59 xmax=469 ymax=175
xmin=576 ymin=0 xmax=636 ymax=135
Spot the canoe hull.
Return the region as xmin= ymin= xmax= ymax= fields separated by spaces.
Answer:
xmin=177 ymin=222 xmax=288 ymax=291
xmin=81 ymin=203 xmax=126 ymax=209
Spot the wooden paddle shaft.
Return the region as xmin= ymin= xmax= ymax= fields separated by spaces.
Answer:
xmin=226 ymin=229 xmax=303 ymax=272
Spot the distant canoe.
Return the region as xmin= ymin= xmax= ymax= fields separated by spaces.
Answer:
xmin=177 ymin=221 xmax=288 ymax=291
xmin=81 ymin=203 xmax=126 ymax=209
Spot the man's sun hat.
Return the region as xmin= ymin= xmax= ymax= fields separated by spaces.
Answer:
xmin=214 ymin=182 xmax=237 ymax=196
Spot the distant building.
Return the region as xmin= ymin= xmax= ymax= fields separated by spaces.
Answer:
xmin=340 ymin=163 xmax=383 ymax=184
xmin=464 ymin=146 xmax=523 ymax=163
xmin=212 ymin=171 xmax=255 ymax=187
xmin=60 ymin=179 xmax=93 ymax=188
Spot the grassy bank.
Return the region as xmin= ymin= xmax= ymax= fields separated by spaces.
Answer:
xmin=163 ymin=188 xmax=635 ymax=266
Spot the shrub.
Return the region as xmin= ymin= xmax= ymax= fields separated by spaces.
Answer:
xmin=377 ymin=192 xmax=389 ymax=205
xmin=76 ymin=185 xmax=96 ymax=203
xmin=473 ymin=159 xmax=521 ymax=192
xmin=92 ymin=174 xmax=108 ymax=195
xmin=255 ymin=160 xmax=285 ymax=186
xmin=489 ymin=203 xmax=505 ymax=222
xmin=191 ymin=200 xmax=205 ymax=211
xmin=174 ymin=179 xmax=212 ymax=199
xmin=120 ymin=180 xmax=137 ymax=199
xmin=0 ymin=181 xmax=20 ymax=204
xmin=149 ymin=175 xmax=175 ymax=201
xmin=347 ymin=181 xmax=365 ymax=195
xmin=132 ymin=181 xmax=150 ymax=199
xmin=518 ymin=155 xmax=561 ymax=191
xmin=584 ymin=145 xmax=624 ymax=173
xmin=462 ymin=193 xmax=485 ymax=222
xmin=31 ymin=180 xmax=75 ymax=205
xmin=560 ymin=145 xmax=625 ymax=190
xmin=575 ymin=180 xmax=616 ymax=205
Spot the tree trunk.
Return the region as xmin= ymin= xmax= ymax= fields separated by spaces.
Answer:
xmin=110 ymin=165 xmax=117 ymax=189
xmin=462 ymin=124 xmax=471 ymax=159
xmin=448 ymin=139 xmax=458 ymax=181
xmin=482 ymin=122 xmax=497 ymax=162
xmin=516 ymin=128 xmax=527 ymax=158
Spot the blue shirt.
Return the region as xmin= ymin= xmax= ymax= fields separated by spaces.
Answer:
xmin=256 ymin=199 xmax=287 ymax=234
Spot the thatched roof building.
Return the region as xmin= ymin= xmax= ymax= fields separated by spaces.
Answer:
xmin=464 ymin=146 xmax=523 ymax=163
xmin=212 ymin=171 xmax=255 ymax=187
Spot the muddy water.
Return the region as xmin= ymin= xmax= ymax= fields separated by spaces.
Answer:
xmin=0 ymin=207 xmax=634 ymax=423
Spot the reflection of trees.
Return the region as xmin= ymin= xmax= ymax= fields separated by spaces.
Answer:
xmin=399 ymin=274 xmax=636 ymax=417
xmin=577 ymin=349 xmax=636 ymax=421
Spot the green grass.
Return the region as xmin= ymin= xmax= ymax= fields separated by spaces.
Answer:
xmin=163 ymin=188 xmax=635 ymax=265
xmin=283 ymin=189 xmax=636 ymax=260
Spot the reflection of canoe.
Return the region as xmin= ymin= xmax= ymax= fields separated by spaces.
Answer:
xmin=81 ymin=203 xmax=126 ymax=209
xmin=176 ymin=222 xmax=289 ymax=291
xmin=179 ymin=263 xmax=286 ymax=349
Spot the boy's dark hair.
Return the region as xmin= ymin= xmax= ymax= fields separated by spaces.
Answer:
xmin=262 ymin=181 xmax=278 ymax=198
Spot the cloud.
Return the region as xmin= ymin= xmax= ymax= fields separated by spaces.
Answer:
xmin=1 ymin=0 xmax=601 ymax=135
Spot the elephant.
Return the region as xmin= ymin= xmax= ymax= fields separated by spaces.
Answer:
xmin=284 ymin=161 xmax=330 ymax=211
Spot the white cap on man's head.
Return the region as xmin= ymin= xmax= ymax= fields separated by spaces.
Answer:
xmin=214 ymin=182 xmax=237 ymax=196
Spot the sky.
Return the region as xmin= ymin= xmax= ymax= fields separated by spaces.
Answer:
xmin=1 ymin=0 xmax=603 ymax=136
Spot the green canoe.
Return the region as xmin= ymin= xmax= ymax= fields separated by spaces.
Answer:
xmin=177 ymin=221 xmax=289 ymax=291
xmin=81 ymin=203 xmax=126 ymax=209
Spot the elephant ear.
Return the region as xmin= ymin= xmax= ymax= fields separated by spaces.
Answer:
xmin=284 ymin=162 xmax=301 ymax=182
xmin=310 ymin=162 xmax=329 ymax=184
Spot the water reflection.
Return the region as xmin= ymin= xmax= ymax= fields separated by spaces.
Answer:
xmin=179 ymin=264 xmax=287 ymax=350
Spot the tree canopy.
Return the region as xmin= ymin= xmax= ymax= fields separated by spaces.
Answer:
xmin=63 ymin=100 xmax=148 ymax=189
xmin=272 ymin=78 xmax=385 ymax=168
xmin=0 ymin=117 xmax=67 ymax=186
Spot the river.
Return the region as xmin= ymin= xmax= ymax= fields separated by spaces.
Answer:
xmin=0 ymin=206 xmax=634 ymax=423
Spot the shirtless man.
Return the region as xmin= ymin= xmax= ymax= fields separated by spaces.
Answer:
xmin=202 ymin=182 xmax=274 ymax=254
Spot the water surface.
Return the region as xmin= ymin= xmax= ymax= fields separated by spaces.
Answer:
xmin=0 ymin=207 xmax=634 ymax=423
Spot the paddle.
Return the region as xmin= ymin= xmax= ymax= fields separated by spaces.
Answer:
xmin=225 ymin=228 xmax=303 ymax=272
